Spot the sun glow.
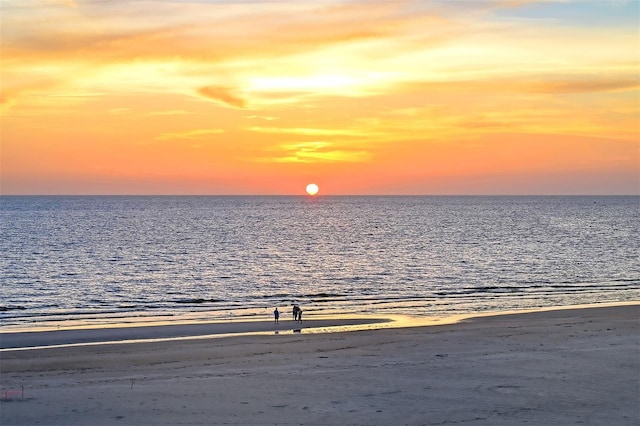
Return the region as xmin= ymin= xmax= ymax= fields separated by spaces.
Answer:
xmin=306 ymin=183 xmax=319 ymax=196
xmin=249 ymin=74 xmax=358 ymax=92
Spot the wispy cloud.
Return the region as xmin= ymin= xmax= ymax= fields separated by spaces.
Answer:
xmin=155 ymin=128 xmax=225 ymax=141
xmin=526 ymin=77 xmax=640 ymax=94
xmin=247 ymin=126 xmax=375 ymax=138
xmin=197 ymin=86 xmax=246 ymax=109
xmin=147 ymin=110 xmax=191 ymax=116
xmin=397 ymin=74 xmax=639 ymax=95
xmin=260 ymin=141 xmax=372 ymax=164
xmin=244 ymin=115 xmax=278 ymax=121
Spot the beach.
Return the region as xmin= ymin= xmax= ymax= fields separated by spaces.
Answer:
xmin=1 ymin=304 xmax=638 ymax=425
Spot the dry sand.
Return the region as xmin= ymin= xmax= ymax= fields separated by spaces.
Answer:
xmin=1 ymin=304 xmax=638 ymax=425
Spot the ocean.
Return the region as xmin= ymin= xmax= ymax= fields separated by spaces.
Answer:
xmin=1 ymin=196 xmax=638 ymax=329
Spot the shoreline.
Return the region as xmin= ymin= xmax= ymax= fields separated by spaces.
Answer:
xmin=1 ymin=301 xmax=637 ymax=351
xmin=1 ymin=303 xmax=638 ymax=425
xmin=0 ymin=317 xmax=391 ymax=351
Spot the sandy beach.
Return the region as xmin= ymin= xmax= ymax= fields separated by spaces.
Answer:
xmin=1 ymin=304 xmax=638 ymax=425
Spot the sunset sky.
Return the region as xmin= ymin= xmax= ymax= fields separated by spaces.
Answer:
xmin=1 ymin=0 xmax=638 ymax=195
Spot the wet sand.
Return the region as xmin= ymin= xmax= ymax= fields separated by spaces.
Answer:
xmin=1 ymin=304 xmax=638 ymax=425
xmin=0 ymin=317 xmax=390 ymax=350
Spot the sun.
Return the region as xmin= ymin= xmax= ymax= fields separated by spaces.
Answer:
xmin=305 ymin=183 xmax=319 ymax=195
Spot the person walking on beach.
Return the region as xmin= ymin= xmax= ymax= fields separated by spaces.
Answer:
xmin=274 ymin=307 xmax=280 ymax=324
xmin=293 ymin=305 xmax=299 ymax=321
xmin=297 ymin=308 xmax=303 ymax=323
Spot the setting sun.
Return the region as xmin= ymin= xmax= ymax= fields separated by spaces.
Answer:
xmin=306 ymin=183 xmax=319 ymax=196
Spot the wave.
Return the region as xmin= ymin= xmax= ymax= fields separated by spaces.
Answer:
xmin=0 ymin=306 xmax=27 ymax=312
xmin=173 ymin=298 xmax=225 ymax=304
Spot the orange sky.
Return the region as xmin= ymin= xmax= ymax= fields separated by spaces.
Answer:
xmin=1 ymin=0 xmax=638 ymax=195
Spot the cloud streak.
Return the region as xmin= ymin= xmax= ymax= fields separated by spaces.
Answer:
xmin=262 ymin=141 xmax=373 ymax=164
xmin=156 ymin=128 xmax=225 ymax=141
xmin=397 ymin=75 xmax=639 ymax=95
xmin=197 ymin=86 xmax=246 ymax=109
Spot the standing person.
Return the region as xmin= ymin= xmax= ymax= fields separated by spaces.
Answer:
xmin=293 ymin=305 xmax=299 ymax=321
xmin=297 ymin=308 xmax=302 ymax=323
xmin=274 ymin=307 xmax=280 ymax=324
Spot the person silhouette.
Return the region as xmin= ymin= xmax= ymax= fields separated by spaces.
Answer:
xmin=293 ymin=305 xmax=299 ymax=321
xmin=274 ymin=307 xmax=280 ymax=324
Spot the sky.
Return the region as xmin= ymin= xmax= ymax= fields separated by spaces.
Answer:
xmin=1 ymin=0 xmax=638 ymax=195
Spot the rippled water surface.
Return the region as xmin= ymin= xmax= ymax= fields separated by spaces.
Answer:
xmin=1 ymin=196 xmax=638 ymax=327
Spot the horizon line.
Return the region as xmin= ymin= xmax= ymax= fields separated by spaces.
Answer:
xmin=1 ymin=194 xmax=638 ymax=197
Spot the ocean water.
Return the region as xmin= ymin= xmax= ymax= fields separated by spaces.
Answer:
xmin=1 ymin=196 xmax=638 ymax=328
